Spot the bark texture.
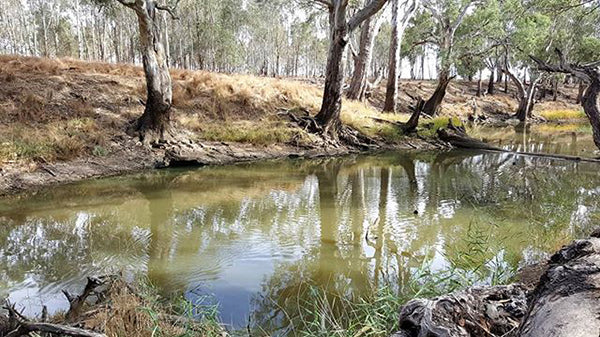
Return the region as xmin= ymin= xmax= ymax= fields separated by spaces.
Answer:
xmin=121 ymin=0 xmax=174 ymax=145
xmin=392 ymin=284 xmax=528 ymax=337
xmin=392 ymin=232 xmax=600 ymax=337
xmin=383 ymin=0 xmax=418 ymax=112
xmin=422 ymin=71 xmax=453 ymax=115
xmin=315 ymin=0 xmax=388 ymax=137
xmin=518 ymin=234 xmax=600 ymax=337
xmin=346 ymin=11 xmax=385 ymax=101
xmin=487 ymin=69 xmax=495 ymax=95
xmin=503 ymin=66 xmax=540 ymax=122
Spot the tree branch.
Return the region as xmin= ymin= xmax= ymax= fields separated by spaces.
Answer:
xmin=348 ymin=0 xmax=388 ymax=31
xmin=530 ymin=48 xmax=594 ymax=82
xmin=155 ymin=0 xmax=181 ymax=19
xmin=115 ymin=0 xmax=135 ymax=8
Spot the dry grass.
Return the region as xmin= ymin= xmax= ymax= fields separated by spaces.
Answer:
xmin=0 ymin=55 xmax=586 ymax=170
xmin=81 ymin=279 xmax=224 ymax=337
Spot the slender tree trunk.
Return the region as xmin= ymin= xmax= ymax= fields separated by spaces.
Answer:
xmin=576 ymin=81 xmax=587 ymax=104
xmin=124 ymin=0 xmax=174 ymax=144
xmin=347 ymin=16 xmax=377 ymax=101
xmin=476 ymin=69 xmax=483 ymax=97
xmin=383 ymin=0 xmax=401 ymax=112
xmin=487 ymin=68 xmax=495 ymax=95
xmin=496 ymin=66 xmax=503 ymax=83
xmin=582 ymin=78 xmax=600 ymax=149
xmin=384 ymin=0 xmax=417 ymax=112
xmin=315 ymin=7 xmax=349 ymax=136
xmin=513 ymin=76 xmax=540 ymax=122
xmin=423 ymin=71 xmax=452 ymax=115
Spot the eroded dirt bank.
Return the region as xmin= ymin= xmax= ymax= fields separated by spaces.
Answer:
xmin=0 ymin=137 xmax=438 ymax=197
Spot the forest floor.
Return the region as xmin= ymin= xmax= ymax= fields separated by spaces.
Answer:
xmin=0 ymin=55 xmax=586 ymax=195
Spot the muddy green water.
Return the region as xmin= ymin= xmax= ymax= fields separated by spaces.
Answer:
xmin=1 ymin=125 xmax=600 ymax=333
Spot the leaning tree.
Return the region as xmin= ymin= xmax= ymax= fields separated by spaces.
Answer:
xmin=312 ymin=0 xmax=388 ymax=138
xmin=533 ymin=50 xmax=600 ymax=150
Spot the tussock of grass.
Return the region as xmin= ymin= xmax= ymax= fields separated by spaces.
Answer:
xmin=81 ymin=278 xmax=224 ymax=337
xmin=0 ymin=118 xmax=108 ymax=164
xmin=262 ymin=224 xmax=516 ymax=336
xmin=540 ymin=109 xmax=586 ymax=121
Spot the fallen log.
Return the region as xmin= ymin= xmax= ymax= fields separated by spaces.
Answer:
xmin=2 ymin=301 xmax=106 ymax=337
xmin=518 ymin=233 xmax=600 ymax=337
xmin=437 ymin=127 xmax=502 ymax=151
xmin=437 ymin=123 xmax=600 ymax=163
xmin=392 ymin=232 xmax=600 ymax=337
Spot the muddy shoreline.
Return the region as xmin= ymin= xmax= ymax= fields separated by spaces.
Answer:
xmin=0 ymin=137 xmax=439 ymax=197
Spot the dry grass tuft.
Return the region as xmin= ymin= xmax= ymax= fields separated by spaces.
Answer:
xmin=80 ymin=278 xmax=224 ymax=337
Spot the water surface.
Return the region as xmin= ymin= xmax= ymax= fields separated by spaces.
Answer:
xmin=1 ymin=127 xmax=600 ymax=334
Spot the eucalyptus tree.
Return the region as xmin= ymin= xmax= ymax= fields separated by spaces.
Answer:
xmin=400 ymin=12 xmax=435 ymax=80
xmin=94 ymin=0 xmax=180 ymax=145
xmin=383 ymin=0 xmax=419 ymax=112
xmin=311 ymin=0 xmax=388 ymax=138
xmin=346 ymin=2 xmax=388 ymax=101
xmin=419 ymin=0 xmax=485 ymax=115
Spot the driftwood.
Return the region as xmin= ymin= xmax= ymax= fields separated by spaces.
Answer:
xmin=5 ymin=322 xmax=106 ymax=337
xmin=1 ymin=301 xmax=106 ymax=337
xmin=437 ymin=123 xmax=502 ymax=151
xmin=63 ymin=277 xmax=103 ymax=322
xmin=518 ymin=233 xmax=600 ymax=337
xmin=372 ymin=96 xmax=425 ymax=134
xmin=392 ymin=233 xmax=600 ymax=337
xmin=391 ymin=284 xmax=528 ymax=337
xmin=0 ymin=277 xmax=108 ymax=337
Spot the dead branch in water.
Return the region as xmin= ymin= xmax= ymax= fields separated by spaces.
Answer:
xmin=2 ymin=301 xmax=106 ymax=337
xmin=63 ymin=276 xmax=104 ymax=322
xmin=437 ymin=122 xmax=600 ymax=163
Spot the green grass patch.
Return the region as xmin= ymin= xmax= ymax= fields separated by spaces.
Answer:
xmin=418 ymin=116 xmax=463 ymax=137
xmin=198 ymin=120 xmax=312 ymax=145
xmin=540 ymin=109 xmax=586 ymax=121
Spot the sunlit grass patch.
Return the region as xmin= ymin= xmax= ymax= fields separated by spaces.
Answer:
xmin=181 ymin=117 xmax=314 ymax=146
xmin=540 ymin=109 xmax=586 ymax=121
xmin=418 ymin=116 xmax=463 ymax=137
xmin=536 ymin=123 xmax=588 ymax=133
xmin=341 ymin=101 xmax=409 ymax=141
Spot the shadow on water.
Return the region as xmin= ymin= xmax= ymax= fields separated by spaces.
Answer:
xmin=1 ymin=145 xmax=600 ymax=333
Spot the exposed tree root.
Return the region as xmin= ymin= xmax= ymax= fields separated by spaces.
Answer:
xmin=279 ymin=109 xmax=378 ymax=150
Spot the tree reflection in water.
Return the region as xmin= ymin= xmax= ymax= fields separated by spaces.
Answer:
xmin=0 ymin=151 xmax=599 ymax=332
